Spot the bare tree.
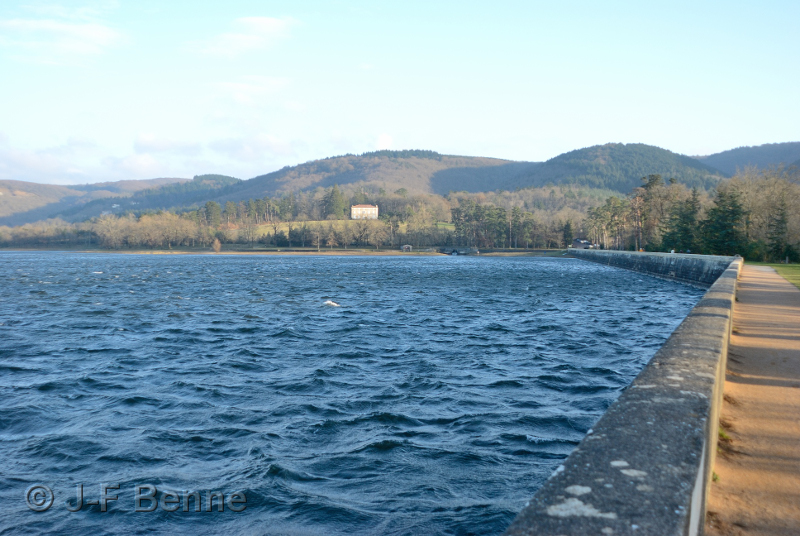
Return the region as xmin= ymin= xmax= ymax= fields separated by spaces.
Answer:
xmin=366 ymin=220 xmax=388 ymax=250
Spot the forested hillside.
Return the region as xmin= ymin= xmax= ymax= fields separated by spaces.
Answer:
xmin=216 ymin=144 xmax=726 ymax=199
xmin=4 ymin=167 xmax=797 ymax=263
xmin=696 ymin=142 xmax=800 ymax=175
xmin=0 ymin=177 xmax=189 ymax=225
xmin=53 ymin=174 xmax=241 ymax=223
xmin=70 ymin=177 xmax=190 ymax=195
xmin=1 ymin=152 xmax=530 ymax=224
xmin=0 ymin=144 xmax=773 ymax=226
xmin=0 ymin=181 xmax=87 ymax=220
xmin=236 ymin=151 xmax=527 ymax=198
xmin=583 ymin=167 xmax=800 ymax=262
xmin=0 ymin=175 xmax=239 ymax=226
xmin=527 ymin=143 xmax=726 ymax=192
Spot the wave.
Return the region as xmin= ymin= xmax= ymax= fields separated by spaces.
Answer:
xmin=0 ymin=252 xmax=704 ymax=536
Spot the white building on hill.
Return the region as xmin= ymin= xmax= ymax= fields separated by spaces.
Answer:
xmin=350 ymin=204 xmax=379 ymax=220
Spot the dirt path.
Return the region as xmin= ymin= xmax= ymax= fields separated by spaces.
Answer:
xmin=706 ymin=265 xmax=800 ymax=535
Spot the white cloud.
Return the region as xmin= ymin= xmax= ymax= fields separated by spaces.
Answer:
xmin=0 ymin=17 xmax=121 ymax=63
xmin=111 ymin=153 xmax=161 ymax=176
xmin=194 ymin=17 xmax=294 ymax=58
xmin=0 ymin=135 xmax=177 ymax=184
xmin=216 ymin=75 xmax=291 ymax=105
xmin=210 ymin=134 xmax=297 ymax=161
xmin=43 ymin=136 xmax=98 ymax=156
xmin=0 ymin=144 xmax=87 ymax=183
xmin=134 ymin=134 xmax=202 ymax=155
xmin=24 ymin=1 xmax=120 ymax=22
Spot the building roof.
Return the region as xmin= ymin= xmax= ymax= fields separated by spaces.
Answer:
xmin=351 ymin=204 xmax=378 ymax=208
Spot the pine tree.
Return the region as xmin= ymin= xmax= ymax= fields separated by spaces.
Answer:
xmin=324 ymin=185 xmax=347 ymax=219
xmin=767 ymin=195 xmax=789 ymax=262
xmin=204 ymin=201 xmax=221 ymax=228
xmin=247 ymin=199 xmax=258 ymax=223
xmin=702 ymin=188 xmax=747 ymax=256
xmin=562 ymin=220 xmax=574 ymax=248
xmin=662 ymin=188 xmax=700 ymax=252
xmin=223 ymin=201 xmax=237 ymax=224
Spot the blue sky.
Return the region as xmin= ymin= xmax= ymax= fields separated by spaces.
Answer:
xmin=1 ymin=0 xmax=798 ymax=184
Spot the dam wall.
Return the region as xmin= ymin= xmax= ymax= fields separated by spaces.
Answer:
xmin=505 ymin=251 xmax=741 ymax=536
xmin=568 ymin=249 xmax=735 ymax=287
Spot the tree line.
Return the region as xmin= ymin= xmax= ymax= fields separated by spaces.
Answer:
xmin=585 ymin=167 xmax=800 ymax=261
xmin=0 ymin=212 xmax=437 ymax=251
xmin=1 ymin=168 xmax=797 ymax=260
xmin=0 ymin=189 xmax=572 ymax=251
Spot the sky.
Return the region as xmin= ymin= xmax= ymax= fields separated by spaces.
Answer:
xmin=1 ymin=0 xmax=798 ymax=185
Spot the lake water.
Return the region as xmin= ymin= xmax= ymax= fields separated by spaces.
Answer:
xmin=0 ymin=252 xmax=703 ymax=535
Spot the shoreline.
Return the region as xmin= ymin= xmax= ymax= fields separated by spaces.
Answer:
xmin=0 ymin=247 xmax=565 ymax=257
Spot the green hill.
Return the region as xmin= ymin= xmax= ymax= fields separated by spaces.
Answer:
xmin=0 ymin=145 xmax=738 ymax=225
xmin=51 ymin=174 xmax=241 ymax=223
xmin=233 ymin=150 xmax=529 ymax=199
xmin=71 ymin=177 xmax=190 ymax=195
xmin=523 ymin=143 xmax=726 ymax=192
xmin=0 ymin=177 xmax=189 ymax=224
xmin=696 ymin=142 xmax=800 ymax=175
xmin=2 ymin=154 xmax=546 ymax=223
xmin=205 ymin=144 xmax=726 ymax=200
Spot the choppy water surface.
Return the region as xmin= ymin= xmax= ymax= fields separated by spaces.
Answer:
xmin=0 ymin=252 xmax=703 ymax=535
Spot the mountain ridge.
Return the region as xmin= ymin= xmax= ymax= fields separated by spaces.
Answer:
xmin=695 ymin=142 xmax=800 ymax=175
xmin=0 ymin=177 xmax=190 ymax=221
xmin=1 ymin=141 xmax=795 ymax=226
